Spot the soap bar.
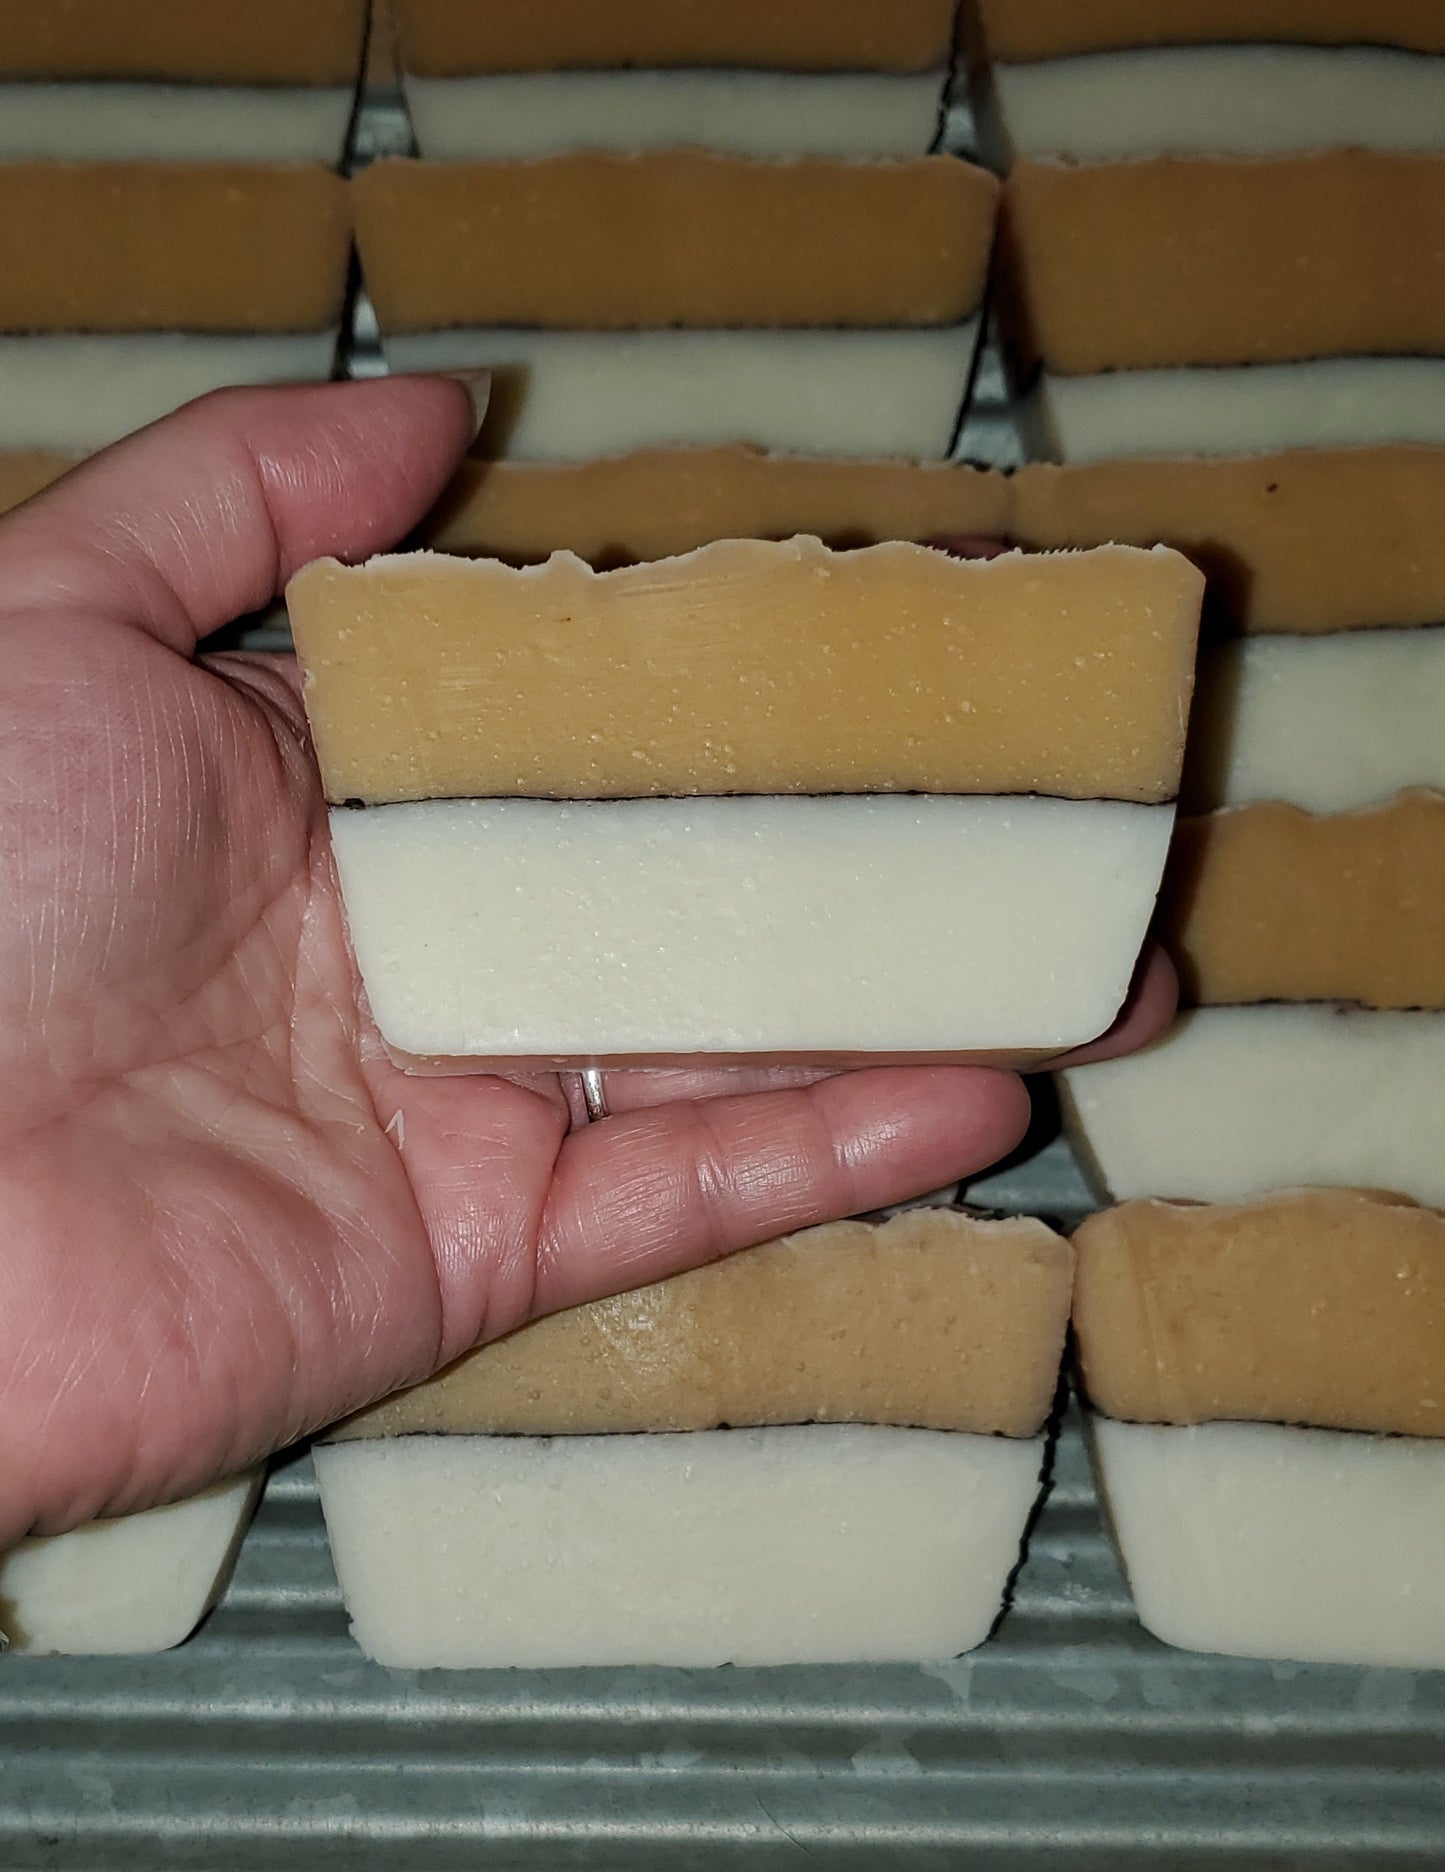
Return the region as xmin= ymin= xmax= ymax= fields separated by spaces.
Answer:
xmin=1090 ymin=1417 xmax=1445 ymax=1668
xmin=1073 ymin=1190 xmax=1445 ymax=1437
xmin=0 ymin=0 xmax=367 ymax=83
xmin=1059 ymin=1005 xmax=1445 ymax=1206
xmin=326 ymin=793 xmax=1173 ymax=1065
xmin=986 ymin=46 xmax=1445 ymax=163
xmin=972 ymin=0 xmax=1445 ymax=59
xmin=418 ymin=446 xmax=1009 ymax=562
xmin=289 ymin=539 xmax=1202 ymax=805
xmin=1026 ymin=358 xmax=1445 ymax=463
xmin=1001 ymin=153 xmax=1445 ymax=374
xmin=1183 ymin=631 xmax=1445 ymax=813
xmin=383 ymin=326 xmax=980 ymax=461
xmin=1010 ymin=447 xmax=1445 ymax=633
xmin=0 ymin=449 xmax=76 ymax=515
xmin=315 ymin=1424 xmax=1046 ymax=1668
xmin=352 ymin=153 xmax=997 ymax=331
xmin=0 ymin=1473 xmax=259 ymax=1656
xmin=333 ymin=1209 xmax=1072 ymax=1439
xmin=0 ymin=3 xmax=366 ymax=163
xmin=1159 ymin=793 xmax=1445 ymax=1008
xmin=393 ymin=0 xmax=960 ymax=75
xmin=0 ymin=163 xmax=350 ymax=333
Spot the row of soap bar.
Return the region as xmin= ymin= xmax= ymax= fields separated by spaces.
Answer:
xmin=7 ymin=1191 xmax=1440 ymax=1669
xmin=344 ymin=1 xmax=1445 ymax=164
xmin=4 ymin=148 xmax=1444 ymax=461
xmin=19 ymin=1 xmax=1439 ymax=167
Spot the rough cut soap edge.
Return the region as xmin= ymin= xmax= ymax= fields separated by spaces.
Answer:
xmin=330 ymin=1208 xmax=1075 ymax=1442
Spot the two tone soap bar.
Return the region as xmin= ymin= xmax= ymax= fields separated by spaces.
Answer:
xmin=392 ymin=0 xmax=960 ymax=158
xmin=351 ymin=153 xmax=998 ymax=460
xmin=970 ymin=0 xmax=1445 ymax=163
xmin=1074 ymin=1190 xmax=1445 ymax=1669
xmin=289 ymin=539 xmax=1201 ymax=1067
xmin=316 ymin=1209 xmax=1073 ymax=1668
xmin=0 ymin=163 xmax=350 ymax=451
xmin=1062 ymin=793 xmax=1445 ymax=1206
xmin=1000 ymin=151 xmax=1445 ymax=460
xmin=0 ymin=0 xmax=366 ymax=164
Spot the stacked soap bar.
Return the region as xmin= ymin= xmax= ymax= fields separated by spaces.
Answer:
xmin=350 ymin=153 xmax=998 ymax=460
xmin=1063 ymin=797 xmax=1445 ymax=1205
xmin=316 ymin=1209 xmax=1073 ymax=1668
xmin=1074 ymin=1191 xmax=1445 ymax=1668
xmin=1055 ymin=461 xmax=1445 ymax=1206
xmin=1000 ymin=152 xmax=1445 ymax=460
xmin=288 ymin=539 xmax=1200 ymax=1067
xmin=393 ymin=0 xmax=960 ymax=158
xmin=0 ymin=1474 xmax=260 ymax=1656
xmin=0 ymin=163 xmax=350 ymax=452
xmin=970 ymin=0 xmax=1445 ymax=163
xmin=0 ymin=0 xmax=366 ymax=163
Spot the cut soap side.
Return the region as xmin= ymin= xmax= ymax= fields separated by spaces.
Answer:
xmin=290 ymin=538 xmax=1201 ymax=805
xmin=1091 ymin=1417 xmax=1445 ymax=1668
xmin=1072 ymin=1189 xmax=1445 ymax=1438
xmin=315 ymin=1425 xmax=1046 ymax=1669
xmin=1025 ymin=359 xmax=1445 ymax=463
xmin=334 ymin=1208 xmax=1073 ymax=1439
xmin=1059 ymin=1005 xmax=1445 ymax=1206
xmin=0 ymin=1473 xmax=260 ymax=1656
xmin=328 ymin=794 xmax=1175 ymax=1066
xmin=383 ymin=325 xmax=980 ymax=461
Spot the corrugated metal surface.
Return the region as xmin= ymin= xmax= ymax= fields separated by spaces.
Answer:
xmin=3 ymin=72 xmax=1442 ymax=1872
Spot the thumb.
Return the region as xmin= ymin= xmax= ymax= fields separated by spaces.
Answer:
xmin=0 ymin=374 xmax=484 ymax=653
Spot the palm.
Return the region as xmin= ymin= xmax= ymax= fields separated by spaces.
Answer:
xmin=0 ymin=380 xmax=1161 ymax=1547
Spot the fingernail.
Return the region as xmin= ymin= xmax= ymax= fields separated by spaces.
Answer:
xmin=440 ymin=367 xmax=491 ymax=442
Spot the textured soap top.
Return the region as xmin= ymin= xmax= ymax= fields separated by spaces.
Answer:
xmin=353 ymin=153 xmax=998 ymax=331
xmin=1159 ymin=791 xmax=1445 ymax=1009
xmin=973 ymin=0 xmax=1445 ymax=59
xmin=289 ymin=537 xmax=1202 ymax=804
xmin=1074 ymin=1189 xmax=1445 ymax=1437
xmin=395 ymin=0 xmax=959 ymax=74
xmin=1002 ymin=153 xmax=1445 ymax=372
xmin=0 ymin=0 xmax=368 ymax=83
xmin=333 ymin=1209 xmax=1073 ymax=1440
xmin=418 ymin=447 xmax=1009 ymax=563
xmin=0 ymin=450 xmax=76 ymax=517
xmin=1011 ymin=448 xmax=1445 ymax=635
xmin=0 ymin=164 xmax=351 ymax=334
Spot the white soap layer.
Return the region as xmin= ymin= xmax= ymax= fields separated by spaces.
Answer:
xmin=329 ymin=795 xmax=1174 ymax=1064
xmin=0 ymin=1473 xmax=260 ymax=1656
xmin=1092 ymin=1417 xmax=1445 ymax=1668
xmin=405 ymin=69 xmax=946 ymax=159
xmin=1059 ymin=1006 xmax=1445 ymax=1206
xmin=315 ymin=1425 xmax=1045 ymax=1668
xmin=1188 ymin=629 xmax=1445 ymax=813
xmin=0 ymin=331 xmax=340 ymax=450
xmin=0 ymin=83 xmax=355 ymax=163
xmin=383 ymin=323 xmax=979 ymax=460
xmin=991 ymin=46 xmax=1445 ymax=162
xmin=1029 ymin=360 xmax=1445 ymax=464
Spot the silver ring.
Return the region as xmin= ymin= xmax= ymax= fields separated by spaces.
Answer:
xmin=580 ymin=1068 xmax=608 ymax=1123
